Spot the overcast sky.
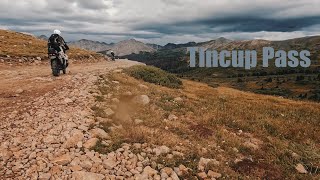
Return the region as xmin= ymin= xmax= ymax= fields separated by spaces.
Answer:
xmin=0 ymin=0 xmax=319 ymax=45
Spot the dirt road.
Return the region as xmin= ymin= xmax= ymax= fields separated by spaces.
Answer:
xmin=0 ymin=59 xmax=147 ymax=179
xmin=0 ymin=60 xmax=142 ymax=117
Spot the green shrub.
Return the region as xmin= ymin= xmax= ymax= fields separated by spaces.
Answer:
xmin=125 ymin=65 xmax=183 ymax=88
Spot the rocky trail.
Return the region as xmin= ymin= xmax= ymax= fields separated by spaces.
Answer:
xmin=0 ymin=60 xmax=184 ymax=179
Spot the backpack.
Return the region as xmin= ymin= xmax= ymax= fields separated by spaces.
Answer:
xmin=48 ymin=34 xmax=61 ymax=52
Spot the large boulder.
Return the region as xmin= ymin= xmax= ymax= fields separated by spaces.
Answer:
xmin=132 ymin=95 xmax=150 ymax=105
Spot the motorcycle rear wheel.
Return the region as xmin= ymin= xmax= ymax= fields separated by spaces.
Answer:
xmin=51 ymin=60 xmax=60 ymax=76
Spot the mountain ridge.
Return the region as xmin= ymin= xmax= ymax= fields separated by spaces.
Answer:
xmin=69 ymin=38 xmax=155 ymax=56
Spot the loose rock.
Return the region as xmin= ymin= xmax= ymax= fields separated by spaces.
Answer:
xmin=84 ymin=138 xmax=99 ymax=149
xmin=295 ymin=163 xmax=307 ymax=174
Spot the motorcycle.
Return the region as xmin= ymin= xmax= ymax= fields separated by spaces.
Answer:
xmin=48 ymin=48 xmax=67 ymax=76
xmin=111 ymin=52 xmax=115 ymax=61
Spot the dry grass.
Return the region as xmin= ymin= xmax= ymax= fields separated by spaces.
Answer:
xmin=0 ymin=29 xmax=103 ymax=60
xmin=94 ymin=70 xmax=320 ymax=179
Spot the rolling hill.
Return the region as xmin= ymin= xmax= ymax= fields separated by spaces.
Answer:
xmin=0 ymin=29 xmax=105 ymax=62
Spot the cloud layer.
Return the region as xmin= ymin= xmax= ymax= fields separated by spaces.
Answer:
xmin=0 ymin=0 xmax=319 ymax=45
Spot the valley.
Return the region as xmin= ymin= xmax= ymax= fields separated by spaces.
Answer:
xmin=121 ymin=36 xmax=320 ymax=102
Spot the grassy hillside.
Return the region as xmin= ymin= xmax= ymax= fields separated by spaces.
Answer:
xmin=91 ymin=66 xmax=320 ymax=179
xmin=122 ymin=37 xmax=320 ymax=102
xmin=0 ymin=29 xmax=104 ymax=61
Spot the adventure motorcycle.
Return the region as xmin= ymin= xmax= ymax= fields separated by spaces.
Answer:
xmin=48 ymin=48 xmax=67 ymax=76
xmin=110 ymin=52 xmax=115 ymax=61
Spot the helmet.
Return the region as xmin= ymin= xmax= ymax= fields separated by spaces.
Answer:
xmin=53 ymin=29 xmax=61 ymax=35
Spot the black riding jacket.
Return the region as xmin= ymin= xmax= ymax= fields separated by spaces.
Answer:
xmin=48 ymin=34 xmax=69 ymax=53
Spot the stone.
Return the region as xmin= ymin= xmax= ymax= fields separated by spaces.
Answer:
xmin=84 ymin=138 xmax=99 ymax=149
xmin=154 ymin=174 xmax=161 ymax=180
xmin=168 ymin=114 xmax=178 ymax=121
xmin=132 ymin=95 xmax=150 ymax=105
xmin=36 ymin=57 xmax=42 ymax=61
xmin=64 ymin=98 xmax=73 ymax=104
xmin=178 ymin=164 xmax=189 ymax=174
xmin=70 ymin=157 xmax=81 ymax=166
xmin=172 ymin=151 xmax=184 ymax=157
xmin=16 ymin=89 xmax=24 ymax=94
xmin=243 ymin=141 xmax=259 ymax=150
xmin=138 ymin=84 xmax=149 ymax=89
xmin=77 ymin=141 xmax=83 ymax=148
xmin=171 ymin=172 xmax=180 ymax=180
xmin=113 ymin=69 xmax=123 ymax=73
xmin=153 ymin=146 xmax=170 ymax=156
xmin=63 ymin=131 xmax=84 ymax=148
xmin=174 ymin=97 xmax=183 ymax=102
xmin=72 ymin=171 xmax=104 ymax=180
xmin=198 ymin=172 xmax=207 ymax=179
xmin=105 ymin=108 xmax=115 ymax=117
xmin=295 ymin=163 xmax=307 ymax=174
xmin=38 ymin=173 xmax=51 ymax=180
xmin=232 ymin=147 xmax=239 ymax=153
xmin=103 ymin=158 xmax=119 ymax=170
xmin=29 ymin=152 xmax=37 ymax=160
xmin=42 ymin=135 xmax=56 ymax=144
xmin=134 ymin=119 xmax=144 ymax=125
xmin=90 ymin=128 xmax=110 ymax=139
xmin=198 ymin=157 xmax=219 ymax=171
xmin=49 ymin=166 xmax=61 ymax=174
xmin=78 ymin=125 xmax=89 ymax=131
xmin=161 ymin=172 xmax=169 ymax=178
xmin=142 ymin=166 xmax=158 ymax=176
xmin=70 ymin=165 xmax=83 ymax=172
xmin=208 ymin=170 xmax=222 ymax=178
xmin=161 ymin=167 xmax=173 ymax=175
xmin=112 ymin=98 xmax=120 ymax=103
xmin=291 ymin=152 xmax=300 ymax=159
xmin=243 ymin=137 xmax=262 ymax=150
xmin=81 ymin=160 xmax=93 ymax=170
xmin=123 ymin=91 xmax=133 ymax=96
xmin=53 ymin=154 xmax=72 ymax=166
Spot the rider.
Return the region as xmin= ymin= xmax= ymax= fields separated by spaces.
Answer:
xmin=48 ymin=29 xmax=69 ymax=67
xmin=110 ymin=51 xmax=115 ymax=60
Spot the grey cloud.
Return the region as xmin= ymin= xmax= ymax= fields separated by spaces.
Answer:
xmin=76 ymin=0 xmax=112 ymax=10
xmin=0 ymin=0 xmax=320 ymax=44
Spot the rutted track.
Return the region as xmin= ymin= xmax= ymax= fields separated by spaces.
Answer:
xmin=0 ymin=60 xmax=145 ymax=179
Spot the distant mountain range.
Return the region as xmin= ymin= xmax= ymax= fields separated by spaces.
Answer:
xmin=69 ymin=39 xmax=154 ymax=56
xmin=69 ymin=39 xmax=114 ymax=52
xmin=37 ymin=34 xmax=320 ymax=59
xmin=110 ymin=39 xmax=155 ymax=56
xmin=38 ymin=35 xmax=48 ymax=41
